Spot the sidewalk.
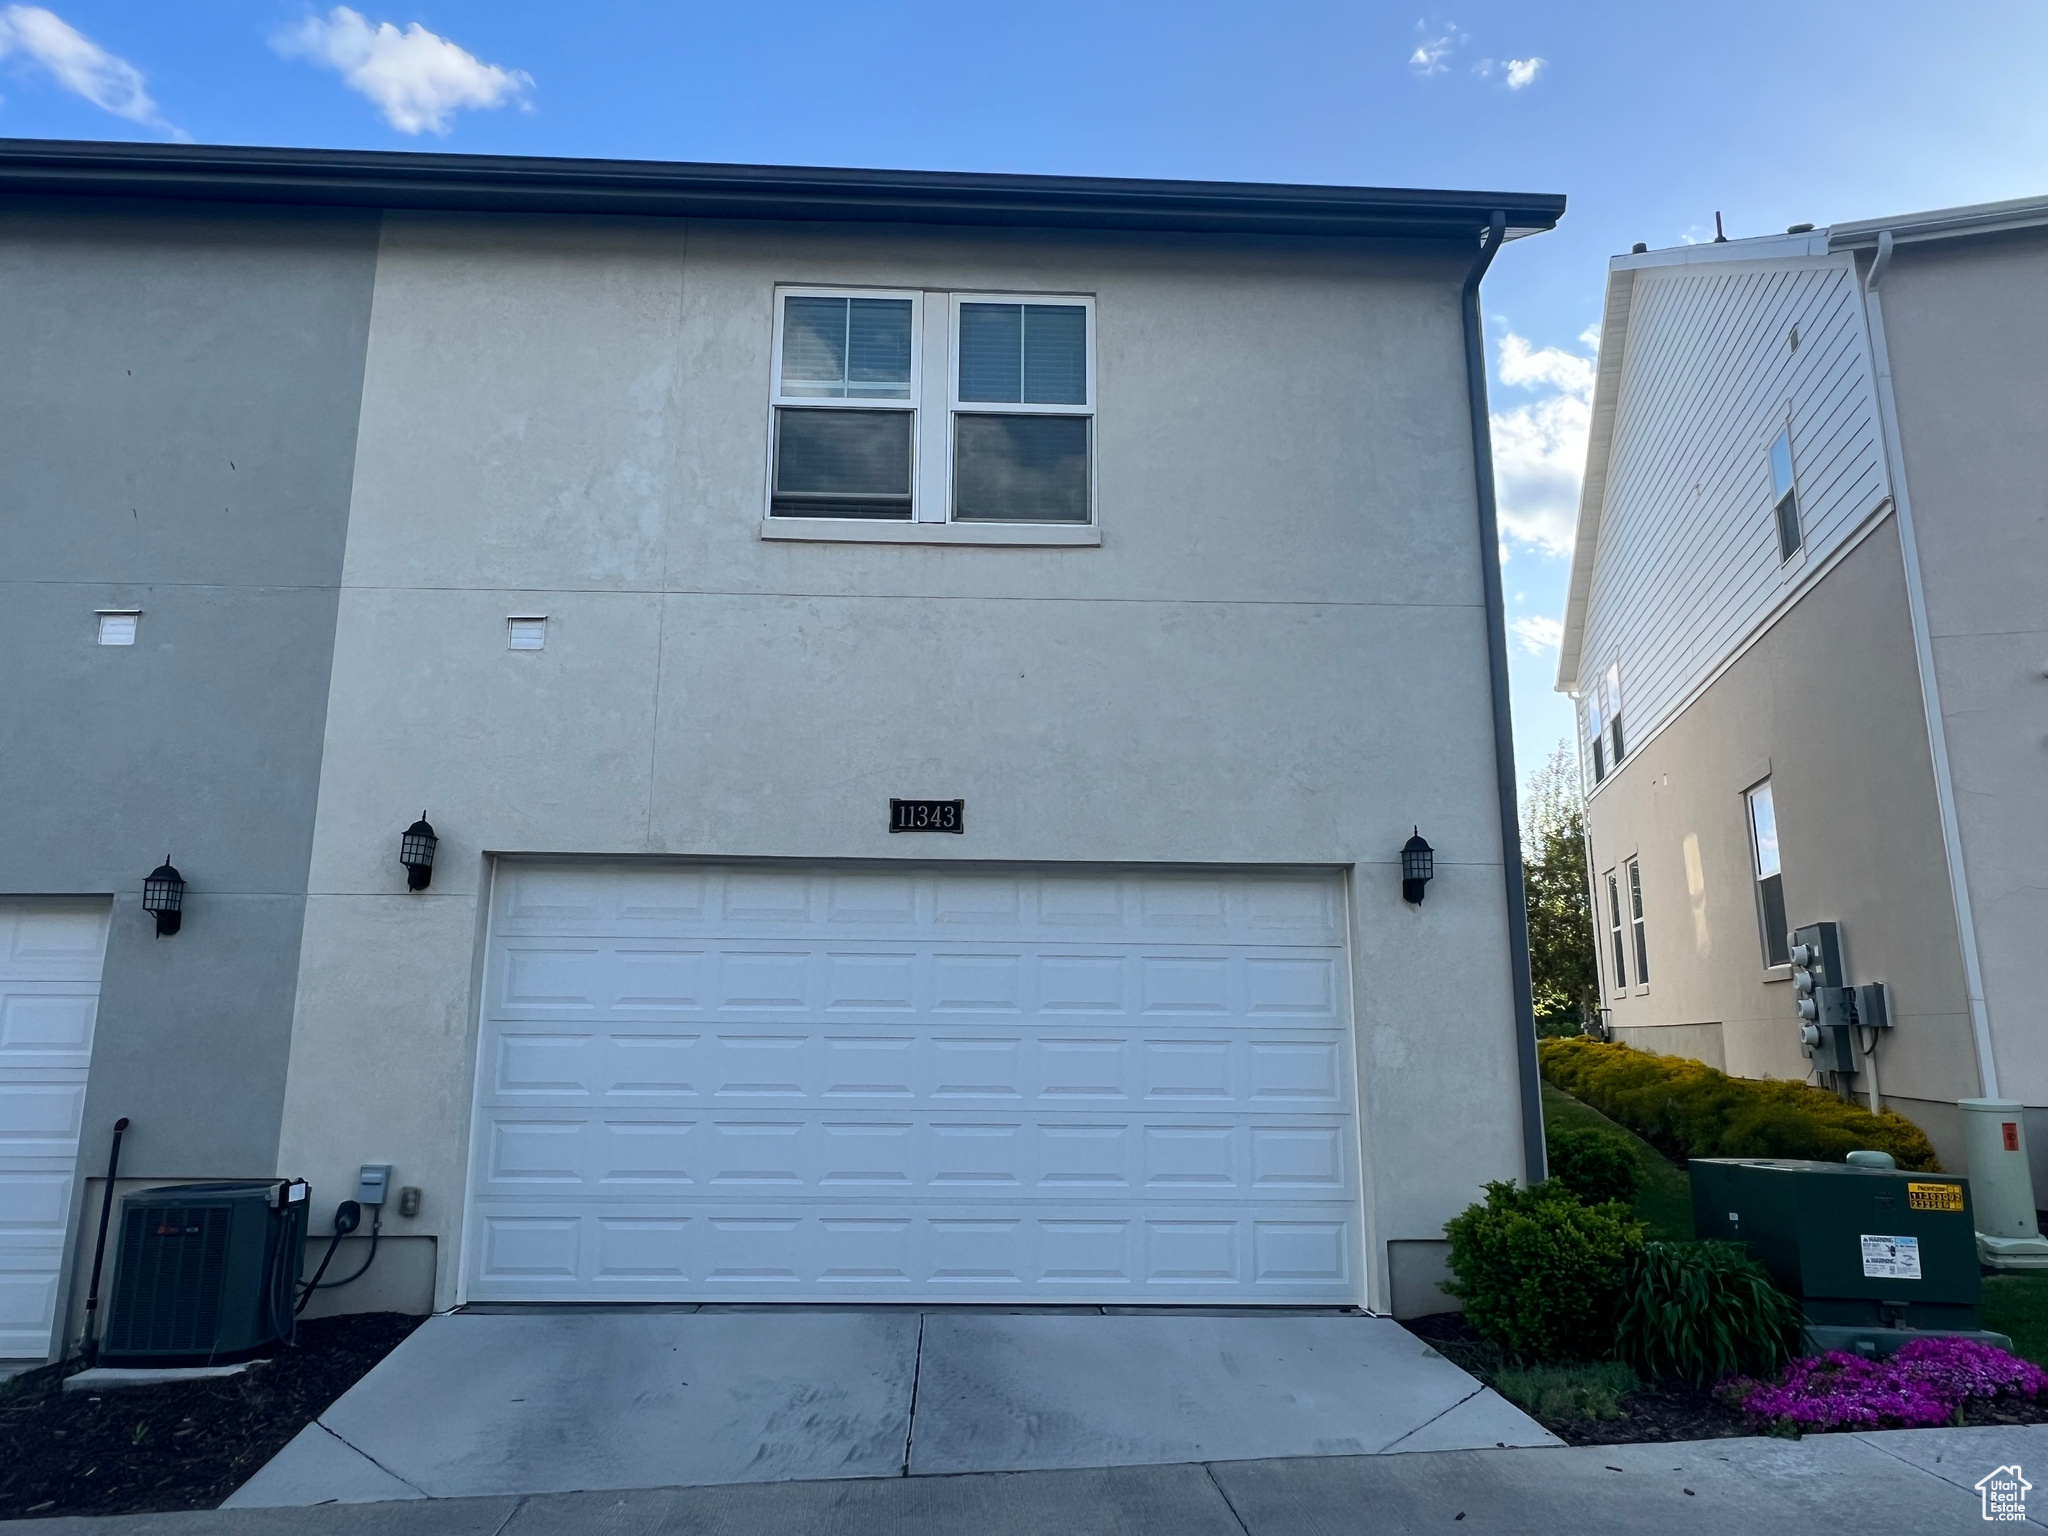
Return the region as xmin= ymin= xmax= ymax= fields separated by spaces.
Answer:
xmin=14 ymin=1424 xmax=2047 ymax=1533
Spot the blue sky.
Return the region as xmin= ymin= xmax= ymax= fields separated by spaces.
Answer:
xmin=7 ymin=1 xmax=2047 ymax=794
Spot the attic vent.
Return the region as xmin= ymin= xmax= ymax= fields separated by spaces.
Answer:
xmin=507 ymin=616 xmax=547 ymax=651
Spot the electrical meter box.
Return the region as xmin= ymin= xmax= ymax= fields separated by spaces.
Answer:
xmin=1692 ymin=1158 xmax=1988 ymax=1346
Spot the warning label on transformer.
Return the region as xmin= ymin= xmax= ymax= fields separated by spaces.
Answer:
xmin=1862 ymin=1234 xmax=1923 ymax=1280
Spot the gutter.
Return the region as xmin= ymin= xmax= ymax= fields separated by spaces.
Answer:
xmin=0 ymin=138 xmax=1566 ymax=241
xmin=1858 ymin=232 xmax=2000 ymax=1097
xmin=1462 ymin=210 xmax=1549 ymax=1184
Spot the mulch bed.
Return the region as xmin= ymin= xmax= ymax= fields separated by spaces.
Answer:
xmin=1403 ymin=1312 xmax=2048 ymax=1444
xmin=0 ymin=1312 xmax=421 ymax=1520
xmin=1403 ymin=1312 xmax=1754 ymax=1445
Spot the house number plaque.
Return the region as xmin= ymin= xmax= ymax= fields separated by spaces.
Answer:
xmin=890 ymin=798 xmax=964 ymax=833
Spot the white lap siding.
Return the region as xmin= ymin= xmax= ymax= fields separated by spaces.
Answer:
xmin=1572 ymin=254 xmax=1891 ymax=764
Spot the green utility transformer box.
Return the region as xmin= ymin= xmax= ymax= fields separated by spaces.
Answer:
xmin=1691 ymin=1158 xmax=2003 ymax=1355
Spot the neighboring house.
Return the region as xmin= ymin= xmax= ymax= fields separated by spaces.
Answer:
xmin=0 ymin=139 xmax=1563 ymax=1364
xmin=1558 ymin=196 xmax=2048 ymax=1177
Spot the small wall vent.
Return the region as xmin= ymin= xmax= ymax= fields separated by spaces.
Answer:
xmin=96 ymin=610 xmax=140 ymax=646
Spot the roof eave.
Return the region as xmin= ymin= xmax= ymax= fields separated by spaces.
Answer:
xmin=0 ymin=139 xmax=1567 ymax=240
xmin=1829 ymin=192 xmax=2048 ymax=251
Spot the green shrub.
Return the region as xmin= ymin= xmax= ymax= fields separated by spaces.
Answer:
xmin=1616 ymin=1240 xmax=1803 ymax=1386
xmin=1443 ymin=1181 xmax=1645 ymax=1363
xmin=1546 ymin=1127 xmax=1641 ymax=1206
xmin=1495 ymin=1361 xmax=1639 ymax=1421
xmin=1538 ymin=1038 xmax=1939 ymax=1171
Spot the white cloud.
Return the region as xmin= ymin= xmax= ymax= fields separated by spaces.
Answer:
xmin=274 ymin=7 xmax=532 ymax=135
xmin=1498 ymin=331 xmax=1594 ymax=396
xmin=1510 ymin=615 xmax=1565 ymax=655
xmin=1409 ymin=36 xmax=1453 ymax=74
xmin=0 ymin=5 xmax=184 ymax=137
xmin=1504 ymin=57 xmax=1544 ymax=90
xmin=1409 ymin=19 xmax=1460 ymax=75
xmin=1491 ymin=329 xmax=1597 ymax=558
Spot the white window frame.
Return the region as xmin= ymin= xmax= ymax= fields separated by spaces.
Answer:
xmin=1746 ymin=778 xmax=1792 ymax=972
xmin=1768 ymin=421 xmax=1803 ymax=564
xmin=770 ymin=286 xmax=924 ymax=412
xmin=1605 ymin=868 xmax=1628 ymax=995
xmin=761 ymin=287 xmax=1101 ymax=547
xmin=946 ymin=296 xmax=1097 ymax=525
xmin=766 ymin=286 xmax=924 ymax=524
xmin=1626 ymin=856 xmax=1649 ymax=991
xmin=1604 ymin=660 xmax=1625 ymax=766
xmin=1585 ymin=690 xmax=1607 ymax=786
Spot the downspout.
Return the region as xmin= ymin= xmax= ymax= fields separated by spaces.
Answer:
xmin=1463 ymin=210 xmax=1548 ymax=1183
xmin=1859 ymin=230 xmax=1999 ymax=1097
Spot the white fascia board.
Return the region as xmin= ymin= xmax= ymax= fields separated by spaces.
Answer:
xmin=1554 ymin=265 xmax=1635 ymax=694
xmin=1830 ymin=193 xmax=2048 ymax=251
xmin=1611 ymin=229 xmax=1834 ymax=271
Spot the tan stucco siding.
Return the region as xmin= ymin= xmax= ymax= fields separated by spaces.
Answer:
xmin=272 ymin=214 xmax=1527 ymax=1314
xmin=1875 ymin=231 xmax=2048 ymax=1106
xmin=1583 ymin=517 xmax=1977 ymax=1149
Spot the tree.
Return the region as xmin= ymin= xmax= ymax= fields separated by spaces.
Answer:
xmin=1522 ymin=740 xmax=1598 ymax=1037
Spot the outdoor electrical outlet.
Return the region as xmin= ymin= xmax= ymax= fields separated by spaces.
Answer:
xmin=398 ymin=1186 xmax=421 ymax=1218
xmin=356 ymin=1164 xmax=392 ymax=1207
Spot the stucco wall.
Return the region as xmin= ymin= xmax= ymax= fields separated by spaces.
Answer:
xmin=1583 ymin=516 xmax=1975 ymax=1168
xmin=1875 ymin=230 xmax=2048 ymax=1109
xmin=275 ymin=212 xmax=1528 ymax=1313
xmin=0 ymin=198 xmax=379 ymax=1186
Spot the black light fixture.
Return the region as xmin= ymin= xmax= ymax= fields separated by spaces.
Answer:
xmin=142 ymin=858 xmax=185 ymax=936
xmin=1401 ymin=829 xmax=1434 ymax=905
xmin=399 ymin=814 xmax=438 ymax=891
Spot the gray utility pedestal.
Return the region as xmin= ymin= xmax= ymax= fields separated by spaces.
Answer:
xmin=1960 ymin=1098 xmax=2048 ymax=1270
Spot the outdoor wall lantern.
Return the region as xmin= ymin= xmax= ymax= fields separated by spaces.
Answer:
xmin=1401 ymin=829 xmax=1435 ymax=905
xmin=399 ymin=814 xmax=439 ymax=892
xmin=142 ymin=859 xmax=185 ymax=937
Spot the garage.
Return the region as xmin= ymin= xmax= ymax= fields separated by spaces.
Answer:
xmin=462 ymin=863 xmax=1360 ymax=1304
xmin=0 ymin=899 xmax=109 ymax=1359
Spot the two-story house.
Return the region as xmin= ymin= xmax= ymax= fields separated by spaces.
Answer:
xmin=1559 ymin=195 xmax=2048 ymax=1179
xmin=0 ymin=139 xmax=1562 ymax=1363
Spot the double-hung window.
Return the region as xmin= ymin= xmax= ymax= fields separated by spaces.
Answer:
xmin=1605 ymin=869 xmax=1628 ymax=994
xmin=767 ymin=288 xmax=1095 ymax=528
xmin=1769 ymin=427 xmax=1802 ymax=560
xmin=771 ymin=290 xmax=920 ymax=519
xmin=1627 ymin=857 xmax=1649 ymax=987
xmin=1604 ymin=662 xmax=1626 ymax=764
xmin=950 ymin=298 xmax=1093 ymax=523
xmin=1747 ymin=779 xmax=1791 ymax=967
xmin=1585 ymin=662 xmax=1624 ymax=784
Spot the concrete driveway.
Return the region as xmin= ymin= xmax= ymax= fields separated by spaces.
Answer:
xmin=226 ymin=1307 xmax=1555 ymax=1506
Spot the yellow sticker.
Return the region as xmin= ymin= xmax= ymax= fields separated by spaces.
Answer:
xmin=1907 ymin=1182 xmax=1965 ymax=1212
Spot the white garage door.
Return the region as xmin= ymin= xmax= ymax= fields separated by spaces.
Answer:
xmin=464 ymin=863 xmax=1360 ymax=1304
xmin=0 ymin=899 xmax=109 ymax=1359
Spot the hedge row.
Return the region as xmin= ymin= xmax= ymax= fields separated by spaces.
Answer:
xmin=1538 ymin=1038 xmax=1940 ymax=1171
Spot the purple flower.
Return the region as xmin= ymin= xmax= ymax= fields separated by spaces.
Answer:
xmin=1721 ymin=1338 xmax=2048 ymax=1433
